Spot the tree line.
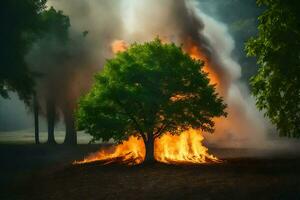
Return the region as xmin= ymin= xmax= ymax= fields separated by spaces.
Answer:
xmin=1 ymin=0 xmax=77 ymax=144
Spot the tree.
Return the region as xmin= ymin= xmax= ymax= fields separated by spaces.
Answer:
xmin=0 ymin=0 xmax=46 ymax=104
xmin=76 ymin=39 xmax=227 ymax=162
xmin=245 ymin=0 xmax=300 ymax=137
xmin=39 ymin=6 xmax=70 ymax=43
xmin=33 ymin=93 xmax=39 ymax=144
xmin=39 ymin=7 xmax=71 ymax=144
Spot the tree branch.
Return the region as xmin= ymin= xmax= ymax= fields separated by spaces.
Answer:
xmin=140 ymin=132 xmax=147 ymax=142
xmin=115 ymin=98 xmax=145 ymax=138
xmin=154 ymin=122 xmax=170 ymax=139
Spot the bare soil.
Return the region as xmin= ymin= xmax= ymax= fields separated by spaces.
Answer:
xmin=1 ymin=144 xmax=300 ymax=200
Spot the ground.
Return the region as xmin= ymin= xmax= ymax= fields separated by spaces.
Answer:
xmin=1 ymin=144 xmax=300 ymax=200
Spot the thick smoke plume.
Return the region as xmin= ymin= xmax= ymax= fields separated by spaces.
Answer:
xmin=27 ymin=0 xmax=273 ymax=147
xmin=119 ymin=0 xmax=269 ymax=148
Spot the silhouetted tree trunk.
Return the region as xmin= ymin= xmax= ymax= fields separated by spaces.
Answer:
xmin=144 ymin=133 xmax=155 ymax=163
xmin=47 ymin=99 xmax=56 ymax=144
xmin=33 ymin=94 xmax=39 ymax=144
xmin=63 ymin=108 xmax=77 ymax=145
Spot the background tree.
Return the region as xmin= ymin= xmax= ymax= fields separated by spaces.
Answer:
xmin=76 ymin=39 xmax=227 ymax=162
xmin=39 ymin=7 xmax=71 ymax=144
xmin=245 ymin=0 xmax=300 ymax=137
xmin=0 ymin=0 xmax=46 ymax=104
xmin=30 ymin=6 xmax=73 ymax=144
xmin=39 ymin=7 xmax=70 ymax=43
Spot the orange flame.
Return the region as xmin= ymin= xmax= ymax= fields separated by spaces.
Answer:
xmin=74 ymin=136 xmax=145 ymax=165
xmin=187 ymin=42 xmax=219 ymax=87
xmin=74 ymin=40 xmax=221 ymax=165
xmin=74 ymin=129 xmax=219 ymax=165
xmin=111 ymin=40 xmax=128 ymax=53
xmin=155 ymin=129 xmax=220 ymax=164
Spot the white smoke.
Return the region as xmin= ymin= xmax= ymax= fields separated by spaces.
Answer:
xmin=190 ymin=4 xmax=269 ymax=147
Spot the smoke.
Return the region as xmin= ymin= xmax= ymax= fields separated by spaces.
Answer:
xmin=26 ymin=0 xmax=124 ymax=132
xmin=23 ymin=0 xmax=284 ymax=148
xmin=117 ymin=0 xmax=270 ymax=148
xmin=189 ymin=5 xmax=268 ymax=147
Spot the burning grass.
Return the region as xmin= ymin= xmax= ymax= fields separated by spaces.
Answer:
xmin=74 ymin=129 xmax=221 ymax=165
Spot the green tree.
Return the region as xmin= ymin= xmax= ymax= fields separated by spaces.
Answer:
xmin=40 ymin=7 xmax=70 ymax=43
xmin=0 ymin=0 xmax=46 ymax=104
xmin=245 ymin=0 xmax=300 ymax=137
xmin=35 ymin=7 xmax=71 ymax=144
xmin=76 ymin=39 xmax=227 ymax=162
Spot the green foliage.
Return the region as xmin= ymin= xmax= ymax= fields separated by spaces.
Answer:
xmin=40 ymin=7 xmax=70 ymax=42
xmin=0 ymin=1 xmax=70 ymax=105
xmin=0 ymin=0 xmax=47 ymax=104
xmin=245 ymin=0 xmax=300 ymax=137
xmin=76 ymin=39 xmax=227 ymax=143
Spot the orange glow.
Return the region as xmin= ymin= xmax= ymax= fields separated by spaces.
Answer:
xmin=74 ymin=129 xmax=219 ymax=165
xmin=74 ymin=136 xmax=145 ymax=165
xmin=155 ymin=129 xmax=220 ymax=164
xmin=111 ymin=40 xmax=128 ymax=53
xmin=74 ymin=40 xmax=221 ymax=166
xmin=186 ymin=43 xmax=219 ymax=87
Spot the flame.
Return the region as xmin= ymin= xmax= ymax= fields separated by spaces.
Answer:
xmin=74 ymin=129 xmax=220 ymax=165
xmin=111 ymin=40 xmax=128 ymax=53
xmin=74 ymin=40 xmax=222 ymax=166
xmin=155 ymin=129 xmax=220 ymax=164
xmin=186 ymin=42 xmax=220 ymax=87
xmin=74 ymin=136 xmax=145 ymax=165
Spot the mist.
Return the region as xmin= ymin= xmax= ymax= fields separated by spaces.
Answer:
xmin=0 ymin=93 xmax=32 ymax=131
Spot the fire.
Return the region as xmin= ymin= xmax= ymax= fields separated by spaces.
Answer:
xmin=74 ymin=39 xmax=222 ymax=166
xmin=155 ymin=129 xmax=220 ymax=164
xmin=74 ymin=129 xmax=220 ymax=165
xmin=74 ymin=136 xmax=145 ymax=165
xmin=111 ymin=40 xmax=128 ymax=53
xmin=186 ymin=42 xmax=220 ymax=87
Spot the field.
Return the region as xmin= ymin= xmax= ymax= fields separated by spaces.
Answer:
xmin=1 ymin=143 xmax=300 ymax=200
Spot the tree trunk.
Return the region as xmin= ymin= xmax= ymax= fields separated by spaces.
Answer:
xmin=47 ymin=99 xmax=56 ymax=144
xmin=33 ymin=94 xmax=39 ymax=144
xmin=144 ymin=133 xmax=155 ymax=163
xmin=63 ymin=108 xmax=77 ymax=145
